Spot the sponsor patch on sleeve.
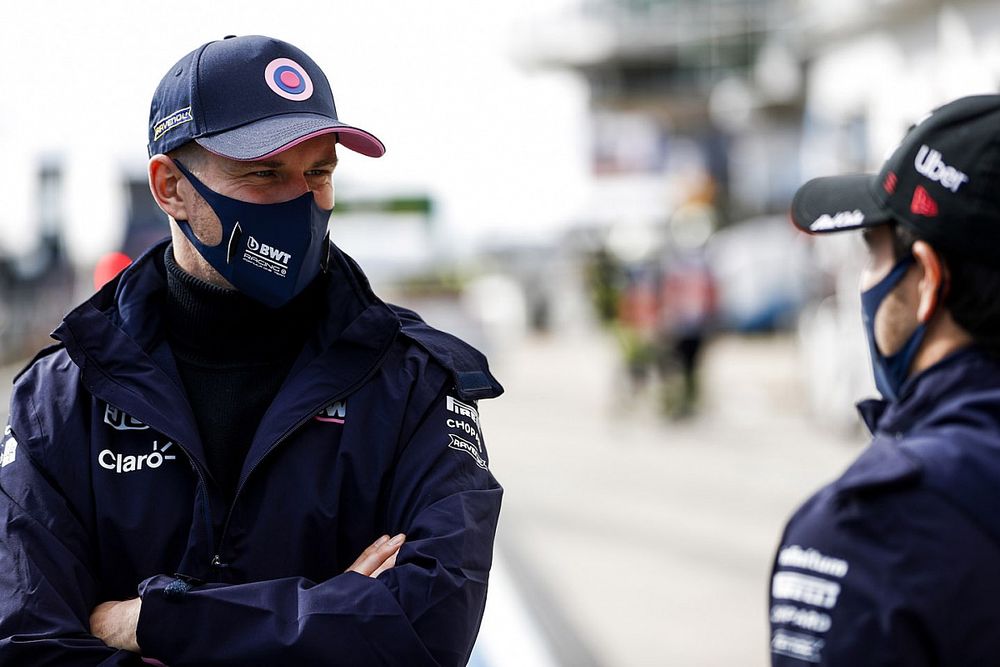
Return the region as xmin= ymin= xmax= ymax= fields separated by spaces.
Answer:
xmin=1 ymin=425 xmax=18 ymax=468
xmin=770 ymin=545 xmax=850 ymax=664
xmin=445 ymin=396 xmax=488 ymax=469
xmin=771 ymin=629 xmax=824 ymax=663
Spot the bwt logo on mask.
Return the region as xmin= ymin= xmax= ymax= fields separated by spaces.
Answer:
xmin=246 ymin=236 xmax=291 ymax=265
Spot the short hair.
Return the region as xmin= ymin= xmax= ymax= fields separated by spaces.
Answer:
xmin=166 ymin=141 xmax=207 ymax=172
xmin=893 ymin=223 xmax=1000 ymax=354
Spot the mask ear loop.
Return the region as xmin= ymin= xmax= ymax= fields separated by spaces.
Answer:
xmin=321 ymin=231 xmax=331 ymax=273
xmin=226 ymin=222 xmax=243 ymax=264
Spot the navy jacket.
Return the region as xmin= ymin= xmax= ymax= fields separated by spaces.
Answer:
xmin=0 ymin=241 xmax=504 ymax=666
xmin=770 ymin=348 xmax=1000 ymax=666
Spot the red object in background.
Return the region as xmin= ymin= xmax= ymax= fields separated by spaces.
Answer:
xmin=93 ymin=252 xmax=133 ymax=291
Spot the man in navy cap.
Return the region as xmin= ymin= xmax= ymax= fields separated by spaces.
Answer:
xmin=0 ymin=35 xmax=503 ymax=665
xmin=770 ymin=94 xmax=1000 ymax=664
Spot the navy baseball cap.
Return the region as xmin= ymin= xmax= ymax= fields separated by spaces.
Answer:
xmin=790 ymin=94 xmax=1000 ymax=266
xmin=148 ymin=35 xmax=385 ymax=160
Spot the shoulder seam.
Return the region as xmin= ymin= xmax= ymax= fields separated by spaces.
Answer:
xmin=13 ymin=342 xmax=67 ymax=385
xmin=390 ymin=305 xmax=503 ymax=401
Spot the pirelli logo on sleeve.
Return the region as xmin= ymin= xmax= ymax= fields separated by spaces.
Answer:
xmin=445 ymin=396 xmax=488 ymax=469
xmin=446 ymin=396 xmax=480 ymax=429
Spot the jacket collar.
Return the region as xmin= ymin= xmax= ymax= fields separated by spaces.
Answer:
xmin=856 ymin=345 xmax=1000 ymax=436
xmin=53 ymin=239 xmax=400 ymax=485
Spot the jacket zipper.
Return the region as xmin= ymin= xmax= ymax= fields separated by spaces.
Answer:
xmin=170 ymin=439 xmax=218 ymax=572
xmin=210 ymin=343 xmax=395 ymax=570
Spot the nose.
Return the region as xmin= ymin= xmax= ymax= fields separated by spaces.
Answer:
xmin=280 ymin=175 xmax=317 ymax=204
xmin=310 ymin=180 xmax=335 ymax=210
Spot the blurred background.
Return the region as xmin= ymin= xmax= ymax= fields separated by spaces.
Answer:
xmin=3 ymin=0 xmax=1000 ymax=664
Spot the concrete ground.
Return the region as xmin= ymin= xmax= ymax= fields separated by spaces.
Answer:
xmin=481 ymin=329 xmax=864 ymax=667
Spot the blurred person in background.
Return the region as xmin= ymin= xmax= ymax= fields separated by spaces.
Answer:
xmin=654 ymin=197 xmax=718 ymax=419
xmin=0 ymin=34 xmax=503 ymax=665
xmin=616 ymin=258 xmax=662 ymax=394
xmin=584 ymin=243 xmax=623 ymax=328
xmin=770 ymin=95 xmax=1000 ymax=665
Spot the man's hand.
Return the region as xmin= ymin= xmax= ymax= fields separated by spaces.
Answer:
xmin=90 ymin=597 xmax=142 ymax=653
xmin=88 ymin=535 xmax=401 ymax=654
xmin=347 ymin=533 xmax=406 ymax=578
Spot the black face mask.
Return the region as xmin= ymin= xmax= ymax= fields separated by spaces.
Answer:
xmin=860 ymin=255 xmax=927 ymax=401
xmin=172 ymin=160 xmax=331 ymax=308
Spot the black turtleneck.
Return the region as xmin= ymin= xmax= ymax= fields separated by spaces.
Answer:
xmin=163 ymin=246 xmax=321 ymax=502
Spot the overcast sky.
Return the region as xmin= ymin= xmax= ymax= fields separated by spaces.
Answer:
xmin=0 ymin=0 xmax=590 ymax=259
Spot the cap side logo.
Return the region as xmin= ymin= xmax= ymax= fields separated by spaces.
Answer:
xmin=911 ymin=186 xmax=939 ymax=217
xmin=153 ymin=106 xmax=194 ymax=141
xmin=810 ymin=210 xmax=864 ymax=232
xmin=264 ymin=58 xmax=314 ymax=102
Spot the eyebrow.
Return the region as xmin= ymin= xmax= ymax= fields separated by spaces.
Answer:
xmin=310 ymin=157 xmax=339 ymax=168
xmin=234 ymin=156 xmax=339 ymax=171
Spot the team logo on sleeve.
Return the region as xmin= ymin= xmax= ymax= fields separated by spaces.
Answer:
xmin=446 ymin=396 xmax=487 ymax=468
xmin=1 ymin=426 xmax=17 ymax=468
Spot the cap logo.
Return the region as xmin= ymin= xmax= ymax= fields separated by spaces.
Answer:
xmin=911 ymin=186 xmax=939 ymax=217
xmin=264 ymin=58 xmax=314 ymax=102
xmin=153 ymin=106 xmax=194 ymax=141
xmin=810 ymin=210 xmax=864 ymax=232
xmin=914 ymin=145 xmax=968 ymax=193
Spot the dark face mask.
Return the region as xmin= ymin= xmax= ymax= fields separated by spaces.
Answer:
xmin=171 ymin=160 xmax=331 ymax=308
xmin=860 ymin=255 xmax=927 ymax=401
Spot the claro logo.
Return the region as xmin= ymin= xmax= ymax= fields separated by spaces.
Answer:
xmin=99 ymin=440 xmax=176 ymax=474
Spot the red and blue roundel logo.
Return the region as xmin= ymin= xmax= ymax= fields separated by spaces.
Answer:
xmin=264 ymin=58 xmax=314 ymax=102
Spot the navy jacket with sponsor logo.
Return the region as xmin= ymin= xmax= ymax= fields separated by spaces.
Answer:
xmin=770 ymin=347 xmax=1000 ymax=666
xmin=0 ymin=240 xmax=503 ymax=666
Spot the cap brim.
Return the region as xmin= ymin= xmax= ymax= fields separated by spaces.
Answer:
xmin=195 ymin=113 xmax=385 ymax=160
xmin=790 ymin=173 xmax=893 ymax=234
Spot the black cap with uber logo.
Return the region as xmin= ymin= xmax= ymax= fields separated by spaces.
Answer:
xmin=790 ymin=94 xmax=1000 ymax=266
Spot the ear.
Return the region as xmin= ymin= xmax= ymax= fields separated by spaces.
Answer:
xmin=912 ymin=240 xmax=947 ymax=323
xmin=148 ymin=155 xmax=190 ymax=221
